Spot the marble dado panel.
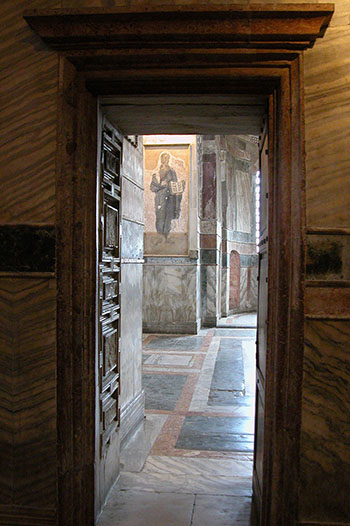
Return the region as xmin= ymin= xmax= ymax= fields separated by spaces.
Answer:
xmin=225 ymin=230 xmax=255 ymax=244
xmin=250 ymin=266 xmax=258 ymax=310
xmin=143 ymin=263 xmax=198 ymax=330
xmin=300 ymin=320 xmax=350 ymax=523
xmin=121 ymin=177 xmax=144 ymax=224
xmin=221 ymin=267 xmax=230 ymax=318
xmin=0 ymin=278 xmax=56 ymax=511
xmin=0 ymin=0 xmax=59 ymax=224
xmin=122 ymin=138 xmax=143 ymax=188
xmin=240 ymin=255 xmax=258 ymax=268
xmin=240 ymin=267 xmax=248 ymax=310
xmin=144 ymin=256 xmax=199 ymax=266
xmin=306 ymin=234 xmax=350 ymax=280
xmin=239 ymin=266 xmax=257 ymax=313
xmin=201 ymin=264 xmax=219 ymax=325
xmin=121 ymin=219 xmax=143 ymax=260
xmin=304 ymin=25 xmax=350 ymax=228
xmin=120 ymin=263 xmax=143 ymax=409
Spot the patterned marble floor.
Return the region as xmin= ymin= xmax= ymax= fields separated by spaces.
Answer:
xmin=217 ymin=312 xmax=257 ymax=328
xmin=98 ymin=328 xmax=257 ymax=526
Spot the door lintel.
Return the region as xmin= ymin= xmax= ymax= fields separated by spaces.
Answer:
xmin=24 ymin=4 xmax=333 ymax=58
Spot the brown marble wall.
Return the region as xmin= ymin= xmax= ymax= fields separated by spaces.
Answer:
xmin=300 ymin=0 xmax=350 ymax=522
xmin=0 ymin=1 xmax=59 ymax=524
xmin=0 ymin=0 xmax=58 ymax=224
xmin=300 ymin=320 xmax=350 ymax=523
xmin=0 ymin=278 xmax=57 ymax=524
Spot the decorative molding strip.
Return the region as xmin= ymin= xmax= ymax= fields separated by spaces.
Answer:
xmin=143 ymin=319 xmax=200 ymax=335
xmin=121 ymin=258 xmax=144 ymax=264
xmin=305 ymin=286 xmax=350 ymax=319
xmin=0 ymin=225 xmax=55 ymax=273
xmin=298 ymin=522 xmax=350 ymax=526
xmin=305 ymin=315 xmax=350 ymax=321
xmin=120 ymin=390 xmax=145 ymax=446
xmin=121 ymin=171 xmax=144 ymax=191
xmin=144 ymin=257 xmax=199 ymax=266
xmin=24 ymin=5 xmax=334 ymax=55
xmin=0 ymin=272 xmax=55 ymax=279
xmin=121 ymin=216 xmax=144 ymax=226
xmin=0 ymin=506 xmax=56 ymax=525
xmin=240 ymin=254 xmax=258 ymax=267
xmin=306 ymin=280 xmax=350 ymax=288
xmin=307 ymin=227 xmax=350 ymax=236
xmin=225 ymin=229 xmax=255 ymax=244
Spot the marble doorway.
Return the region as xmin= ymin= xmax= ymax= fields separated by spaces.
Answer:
xmin=22 ymin=4 xmax=331 ymax=522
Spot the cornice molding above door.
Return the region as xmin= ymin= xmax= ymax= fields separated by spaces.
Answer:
xmin=24 ymin=4 xmax=334 ymax=58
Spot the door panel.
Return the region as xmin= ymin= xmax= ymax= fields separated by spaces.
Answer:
xmin=98 ymin=118 xmax=122 ymax=457
xmin=253 ymin=124 xmax=269 ymax=521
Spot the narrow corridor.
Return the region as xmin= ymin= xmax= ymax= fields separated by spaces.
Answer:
xmin=99 ymin=326 xmax=256 ymax=526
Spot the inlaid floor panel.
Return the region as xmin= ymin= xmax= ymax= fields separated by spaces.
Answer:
xmin=98 ymin=328 xmax=256 ymax=526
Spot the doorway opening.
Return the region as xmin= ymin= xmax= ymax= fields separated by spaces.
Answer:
xmin=97 ymin=123 xmax=265 ymax=525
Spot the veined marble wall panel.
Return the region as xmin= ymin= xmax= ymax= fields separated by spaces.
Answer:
xmin=143 ymin=263 xmax=199 ymax=332
xmin=121 ymin=177 xmax=144 ymax=225
xmin=0 ymin=0 xmax=59 ymax=224
xmin=122 ymin=138 xmax=143 ymax=187
xmin=221 ymin=267 xmax=229 ymax=317
xmin=300 ymin=320 xmax=350 ymax=523
xmin=236 ymin=171 xmax=252 ymax=234
xmin=121 ymin=219 xmax=143 ymax=260
xmin=240 ymin=267 xmax=248 ymax=311
xmin=250 ymin=265 xmax=258 ymax=310
xmin=304 ymin=23 xmax=350 ymax=228
xmin=120 ymin=263 xmax=143 ymax=409
xmin=300 ymin=1 xmax=350 ymax=522
xmin=203 ymin=264 xmax=219 ymax=325
xmin=0 ymin=278 xmax=56 ymax=514
xmin=119 ymin=139 xmax=144 ymax=445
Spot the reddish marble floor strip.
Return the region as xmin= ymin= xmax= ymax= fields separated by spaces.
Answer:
xmin=150 ymin=414 xmax=185 ymax=456
xmin=175 ymin=374 xmax=201 ymax=412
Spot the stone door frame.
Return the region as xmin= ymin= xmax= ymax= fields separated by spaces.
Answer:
xmin=24 ymin=5 xmax=333 ymax=525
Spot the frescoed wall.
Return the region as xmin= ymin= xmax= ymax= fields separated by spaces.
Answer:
xmin=142 ymin=135 xmax=201 ymax=334
xmin=144 ymin=144 xmax=190 ymax=256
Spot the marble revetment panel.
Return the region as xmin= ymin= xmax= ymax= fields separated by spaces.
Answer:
xmin=306 ymin=234 xmax=350 ymax=280
xmin=300 ymin=319 xmax=350 ymax=523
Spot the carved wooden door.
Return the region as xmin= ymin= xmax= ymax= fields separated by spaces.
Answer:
xmin=98 ymin=117 xmax=122 ymax=457
xmin=253 ymin=121 xmax=269 ymax=521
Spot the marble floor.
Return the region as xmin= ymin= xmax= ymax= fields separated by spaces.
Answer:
xmin=98 ymin=328 xmax=257 ymax=526
xmin=217 ymin=312 xmax=257 ymax=328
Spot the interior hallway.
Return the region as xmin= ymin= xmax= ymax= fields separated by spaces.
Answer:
xmin=98 ymin=327 xmax=256 ymax=526
xmin=218 ymin=312 xmax=257 ymax=328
